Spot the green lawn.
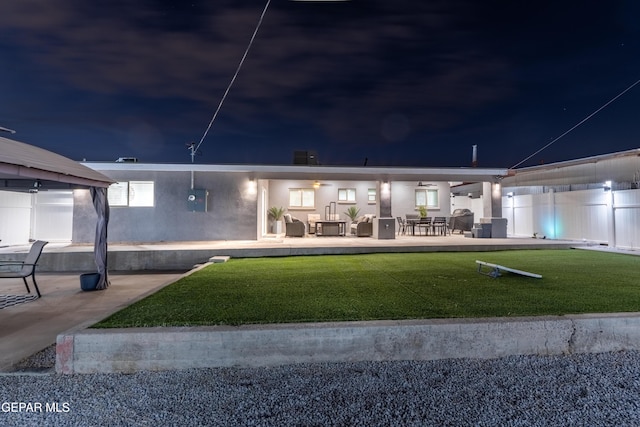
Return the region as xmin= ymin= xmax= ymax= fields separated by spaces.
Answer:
xmin=94 ymin=249 xmax=640 ymax=328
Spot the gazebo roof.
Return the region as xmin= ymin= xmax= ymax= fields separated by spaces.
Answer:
xmin=0 ymin=136 xmax=114 ymax=189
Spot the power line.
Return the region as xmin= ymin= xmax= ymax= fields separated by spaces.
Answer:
xmin=511 ymin=78 xmax=640 ymax=169
xmin=191 ymin=0 xmax=272 ymax=162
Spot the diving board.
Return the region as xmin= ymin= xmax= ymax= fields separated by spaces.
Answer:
xmin=475 ymin=260 xmax=542 ymax=279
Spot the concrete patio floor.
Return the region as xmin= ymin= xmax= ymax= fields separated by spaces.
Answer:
xmin=0 ymin=271 xmax=186 ymax=371
xmin=0 ymin=234 xmax=579 ymax=272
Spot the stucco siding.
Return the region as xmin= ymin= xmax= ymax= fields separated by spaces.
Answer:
xmin=72 ymin=170 xmax=257 ymax=243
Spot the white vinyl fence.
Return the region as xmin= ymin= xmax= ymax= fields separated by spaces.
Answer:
xmin=0 ymin=191 xmax=32 ymax=245
xmin=503 ymin=188 xmax=640 ymax=250
xmin=613 ymin=189 xmax=640 ymax=250
xmin=0 ymin=189 xmax=73 ymax=245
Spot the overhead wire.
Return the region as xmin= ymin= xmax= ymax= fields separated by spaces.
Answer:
xmin=510 ymin=78 xmax=640 ymax=169
xmin=192 ymin=0 xmax=272 ymax=161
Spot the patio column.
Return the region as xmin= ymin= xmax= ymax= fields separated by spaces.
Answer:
xmin=482 ymin=181 xmax=503 ymax=218
xmin=374 ymin=181 xmax=395 ymax=239
xmin=481 ymin=181 xmax=507 ymax=238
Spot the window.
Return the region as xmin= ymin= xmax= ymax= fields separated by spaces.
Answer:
xmin=289 ymin=188 xmax=315 ymax=209
xmin=338 ymin=188 xmax=356 ymax=203
xmin=107 ymin=181 xmax=155 ymax=207
xmin=415 ymin=189 xmax=439 ymax=209
xmin=107 ymin=182 xmax=129 ymax=207
xmin=367 ymin=188 xmax=376 ymax=204
xmin=129 ymin=181 xmax=155 ymax=207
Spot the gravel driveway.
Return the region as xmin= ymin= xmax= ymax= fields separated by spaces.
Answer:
xmin=2 ymin=350 xmax=640 ymax=426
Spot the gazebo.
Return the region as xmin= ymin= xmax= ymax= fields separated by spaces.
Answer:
xmin=0 ymin=136 xmax=114 ymax=289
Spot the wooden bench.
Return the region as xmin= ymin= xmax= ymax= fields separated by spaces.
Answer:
xmin=476 ymin=260 xmax=542 ymax=279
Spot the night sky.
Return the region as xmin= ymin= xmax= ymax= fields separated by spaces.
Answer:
xmin=1 ymin=0 xmax=639 ymax=168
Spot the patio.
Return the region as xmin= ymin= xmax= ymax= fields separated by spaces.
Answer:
xmin=0 ymin=271 xmax=186 ymax=371
xmin=0 ymin=234 xmax=578 ymax=272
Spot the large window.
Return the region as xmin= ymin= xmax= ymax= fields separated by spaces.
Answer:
xmin=415 ymin=188 xmax=439 ymax=209
xmin=337 ymin=188 xmax=356 ymax=203
xmin=108 ymin=181 xmax=155 ymax=207
xmin=289 ymin=188 xmax=315 ymax=209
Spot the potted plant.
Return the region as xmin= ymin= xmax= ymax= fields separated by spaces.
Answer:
xmin=268 ymin=206 xmax=285 ymax=234
xmin=418 ymin=205 xmax=427 ymax=218
xmin=344 ymin=206 xmax=361 ymax=224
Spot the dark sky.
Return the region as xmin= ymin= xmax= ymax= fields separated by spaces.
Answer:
xmin=1 ymin=0 xmax=639 ymax=168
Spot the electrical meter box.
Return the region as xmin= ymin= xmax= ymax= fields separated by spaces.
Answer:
xmin=187 ymin=189 xmax=208 ymax=212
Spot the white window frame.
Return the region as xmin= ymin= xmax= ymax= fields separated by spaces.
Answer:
xmin=289 ymin=188 xmax=315 ymax=209
xmin=415 ymin=188 xmax=439 ymax=209
xmin=107 ymin=182 xmax=129 ymax=207
xmin=367 ymin=188 xmax=376 ymax=204
xmin=129 ymin=181 xmax=155 ymax=207
xmin=337 ymin=188 xmax=356 ymax=203
xmin=107 ymin=181 xmax=155 ymax=207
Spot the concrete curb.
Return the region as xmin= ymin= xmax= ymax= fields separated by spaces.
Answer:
xmin=56 ymin=312 xmax=640 ymax=374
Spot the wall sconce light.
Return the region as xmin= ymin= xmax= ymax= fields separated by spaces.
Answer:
xmin=603 ymin=180 xmax=612 ymax=191
xmin=29 ymin=180 xmax=42 ymax=193
xmin=246 ymin=178 xmax=257 ymax=196
xmin=467 ymin=193 xmax=473 ymax=198
xmin=382 ymin=181 xmax=390 ymax=192
xmin=507 ymin=192 xmax=514 ymax=198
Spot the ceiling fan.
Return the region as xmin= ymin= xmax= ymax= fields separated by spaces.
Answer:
xmin=312 ymin=180 xmax=332 ymax=188
xmin=417 ymin=181 xmax=436 ymax=187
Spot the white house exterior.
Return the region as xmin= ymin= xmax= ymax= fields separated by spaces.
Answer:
xmin=2 ymin=147 xmax=639 ymax=250
xmin=70 ymin=163 xmax=508 ymax=244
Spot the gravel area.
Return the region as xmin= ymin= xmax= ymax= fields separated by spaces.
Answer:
xmin=2 ymin=350 xmax=640 ymax=426
xmin=11 ymin=344 xmax=56 ymax=372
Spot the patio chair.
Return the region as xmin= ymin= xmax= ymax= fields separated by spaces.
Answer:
xmin=396 ymin=217 xmax=406 ymax=235
xmin=416 ymin=217 xmax=431 ymax=236
xmin=405 ymin=214 xmax=419 ymax=235
xmin=284 ymin=215 xmax=306 ymax=237
xmin=0 ymin=240 xmax=48 ymax=297
xmin=433 ymin=217 xmax=449 ymax=235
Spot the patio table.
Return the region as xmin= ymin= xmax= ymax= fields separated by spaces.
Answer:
xmin=316 ymin=221 xmax=347 ymax=236
xmin=406 ymin=218 xmax=431 ymax=236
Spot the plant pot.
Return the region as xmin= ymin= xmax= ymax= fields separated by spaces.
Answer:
xmin=273 ymin=221 xmax=283 ymax=234
xmin=80 ymin=272 xmax=101 ymax=291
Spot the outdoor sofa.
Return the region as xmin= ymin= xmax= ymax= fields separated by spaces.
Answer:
xmin=350 ymin=214 xmax=374 ymax=237
xmin=284 ymin=214 xmax=305 ymax=237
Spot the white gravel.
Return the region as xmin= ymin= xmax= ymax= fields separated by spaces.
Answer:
xmin=2 ymin=350 xmax=640 ymax=426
